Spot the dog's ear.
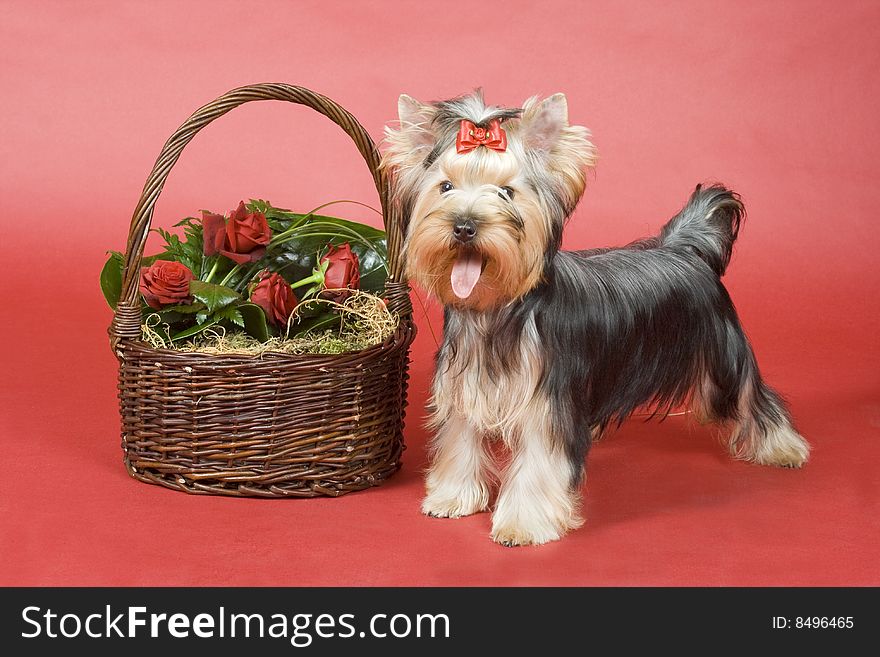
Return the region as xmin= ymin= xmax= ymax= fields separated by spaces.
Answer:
xmin=520 ymin=93 xmax=571 ymax=152
xmin=382 ymin=94 xmax=437 ymax=172
xmin=521 ymin=94 xmax=595 ymax=163
xmin=520 ymin=93 xmax=597 ymax=213
xmin=397 ymin=94 xmax=435 ymax=146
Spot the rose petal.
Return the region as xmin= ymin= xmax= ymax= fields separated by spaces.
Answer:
xmin=224 ymin=216 xmax=240 ymax=252
xmin=249 ymin=246 xmax=267 ymax=262
xmin=140 ymin=261 xmax=194 ymax=308
xmin=249 ymin=272 xmax=297 ymax=327
xmin=324 ymin=261 xmax=345 ymax=289
xmin=202 ymin=212 xmax=226 ymax=257
xmin=246 ymin=212 xmax=271 ymax=246
xmin=229 ymin=201 xmax=249 ymax=223
xmin=220 ymin=247 xmax=264 ymax=265
xmin=142 ymin=289 xmax=163 ymax=309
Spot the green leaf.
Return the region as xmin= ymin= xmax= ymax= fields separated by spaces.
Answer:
xmin=100 ymin=251 xmax=124 ymax=309
xmin=246 ymin=199 xmax=271 ymax=214
xmin=238 ymin=303 xmax=270 ymax=342
xmin=141 ymin=254 xmax=163 ymax=267
xmin=248 ymin=199 xmax=310 ymax=234
xmin=152 ymin=217 xmax=204 ymax=274
xmin=189 ymin=280 xmax=241 ymax=313
xmin=153 ymin=309 xmax=186 ymax=325
xmin=262 ymin=212 xmax=388 ymax=295
xmin=171 ymin=318 xmax=219 ymax=342
xmin=214 ymin=305 xmax=245 ymax=328
xmin=163 ymin=303 xmax=206 ymax=314
xmin=141 ymin=300 xmax=205 ymax=325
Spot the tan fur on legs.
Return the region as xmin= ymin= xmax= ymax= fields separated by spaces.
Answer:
xmin=729 ymin=380 xmax=810 ymax=468
xmin=740 ymin=422 xmax=811 ymax=468
xmin=491 ymin=400 xmax=584 ymax=547
xmin=422 ymin=414 xmax=494 ymax=518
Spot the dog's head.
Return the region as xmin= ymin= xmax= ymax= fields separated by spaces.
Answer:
xmin=382 ymin=90 xmax=596 ymax=310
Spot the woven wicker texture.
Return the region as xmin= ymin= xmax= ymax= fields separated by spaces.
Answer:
xmin=110 ymin=84 xmax=414 ymax=497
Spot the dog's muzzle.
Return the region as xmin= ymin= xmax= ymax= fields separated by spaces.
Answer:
xmin=452 ymin=218 xmax=477 ymax=244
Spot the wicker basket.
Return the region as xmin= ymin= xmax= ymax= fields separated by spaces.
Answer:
xmin=109 ymin=83 xmax=415 ymax=498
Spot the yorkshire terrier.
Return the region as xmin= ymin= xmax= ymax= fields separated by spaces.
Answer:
xmin=382 ymin=91 xmax=809 ymax=546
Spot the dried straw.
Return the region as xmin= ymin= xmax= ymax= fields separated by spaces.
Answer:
xmin=140 ymin=289 xmax=398 ymax=356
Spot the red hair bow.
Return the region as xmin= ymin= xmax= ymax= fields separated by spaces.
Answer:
xmin=456 ymin=119 xmax=508 ymax=153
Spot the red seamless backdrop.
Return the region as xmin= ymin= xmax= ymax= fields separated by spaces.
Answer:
xmin=1 ymin=0 xmax=878 ymax=586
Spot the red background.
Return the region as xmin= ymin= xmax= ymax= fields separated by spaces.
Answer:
xmin=1 ymin=0 xmax=878 ymax=586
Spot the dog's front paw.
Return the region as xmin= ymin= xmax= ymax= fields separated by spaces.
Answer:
xmin=490 ymin=504 xmax=583 ymax=546
xmin=490 ymin=522 xmax=565 ymax=547
xmin=421 ymin=486 xmax=490 ymax=519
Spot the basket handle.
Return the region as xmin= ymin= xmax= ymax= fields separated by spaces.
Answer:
xmin=110 ymin=83 xmax=410 ymax=343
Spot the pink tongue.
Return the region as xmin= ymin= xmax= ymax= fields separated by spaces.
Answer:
xmin=451 ymin=251 xmax=483 ymax=299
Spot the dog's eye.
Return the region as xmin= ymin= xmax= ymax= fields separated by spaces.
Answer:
xmin=440 ymin=181 xmax=454 ymax=193
xmin=500 ymin=186 xmax=515 ymax=200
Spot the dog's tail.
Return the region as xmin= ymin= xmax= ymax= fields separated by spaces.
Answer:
xmin=659 ymin=184 xmax=745 ymax=277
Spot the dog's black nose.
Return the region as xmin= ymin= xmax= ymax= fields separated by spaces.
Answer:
xmin=452 ymin=218 xmax=477 ymax=244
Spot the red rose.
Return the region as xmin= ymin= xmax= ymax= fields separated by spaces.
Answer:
xmin=250 ymin=271 xmax=298 ymax=327
xmin=320 ymin=243 xmax=360 ymax=302
xmin=203 ymin=201 xmax=271 ymax=264
xmin=139 ymin=260 xmax=195 ymax=309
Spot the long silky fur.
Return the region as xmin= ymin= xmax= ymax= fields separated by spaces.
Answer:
xmin=438 ymin=185 xmax=808 ymax=484
xmin=385 ymin=91 xmax=809 ymax=545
